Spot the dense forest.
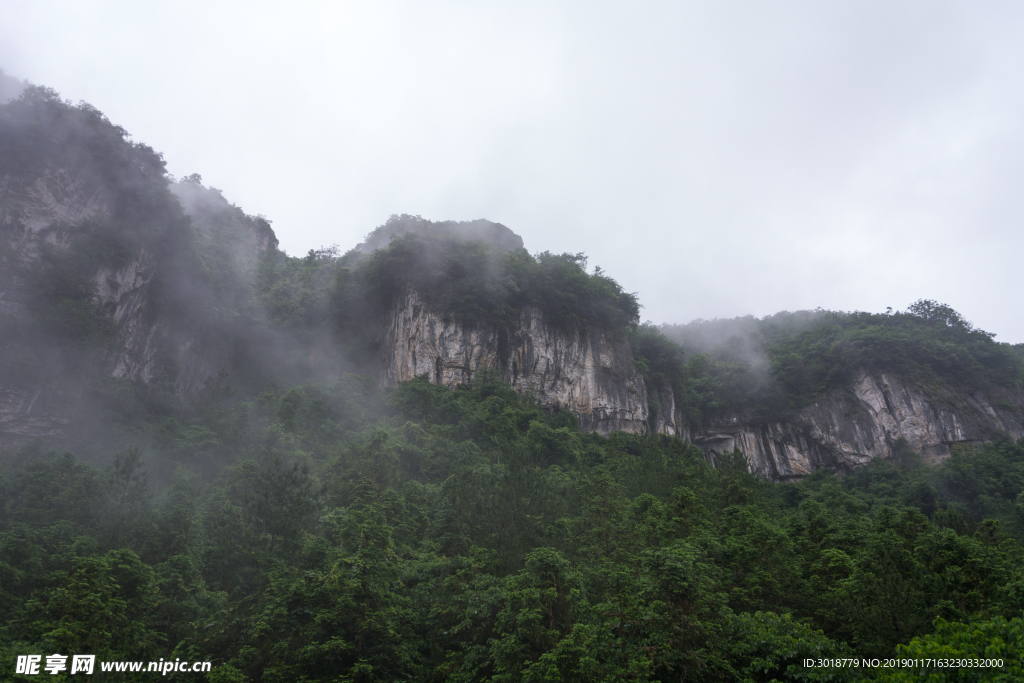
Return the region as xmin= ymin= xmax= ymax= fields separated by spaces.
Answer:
xmin=4 ymin=374 xmax=1024 ymax=681
xmin=3 ymin=81 xmax=1024 ymax=681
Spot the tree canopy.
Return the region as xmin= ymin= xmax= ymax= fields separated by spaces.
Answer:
xmin=4 ymin=373 xmax=1024 ymax=681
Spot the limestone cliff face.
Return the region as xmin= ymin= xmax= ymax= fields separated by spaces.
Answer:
xmin=95 ymin=253 xmax=221 ymax=398
xmin=690 ymin=372 xmax=1024 ymax=480
xmin=378 ymin=288 xmax=1024 ymax=471
xmin=0 ymin=169 xmax=263 ymax=445
xmin=1 ymin=170 xmax=119 ymax=443
xmin=380 ymin=288 xmax=649 ymax=435
xmin=648 ymin=385 xmax=690 ymax=441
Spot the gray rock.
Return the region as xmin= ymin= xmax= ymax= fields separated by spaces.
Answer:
xmin=687 ymin=371 xmax=1024 ymax=480
xmin=380 ymin=288 xmax=649 ymax=435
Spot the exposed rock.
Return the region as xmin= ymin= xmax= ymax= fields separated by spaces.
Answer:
xmin=379 ymin=287 xmax=1024 ymax=468
xmin=1 ymin=171 xmax=111 ymax=444
xmin=649 ymin=385 xmax=690 ymax=441
xmin=0 ymin=168 xmax=267 ymax=445
xmin=690 ymin=371 xmax=1024 ymax=480
xmin=0 ymin=375 xmax=80 ymax=443
xmin=381 ymin=288 xmax=649 ymax=435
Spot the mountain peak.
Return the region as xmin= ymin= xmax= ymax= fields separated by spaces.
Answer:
xmin=353 ymin=214 xmax=524 ymax=255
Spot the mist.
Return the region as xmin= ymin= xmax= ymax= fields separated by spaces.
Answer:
xmin=0 ymin=69 xmax=25 ymax=103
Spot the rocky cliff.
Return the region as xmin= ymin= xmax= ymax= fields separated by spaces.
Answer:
xmin=5 ymin=169 xmax=1018 ymax=471
xmin=377 ymin=285 xmax=1024 ymax=473
xmin=0 ymin=92 xmax=273 ymax=446
xmin=1 ymin=169 xmax=193 ymax=444
xmin=689 ymin=371 xmax=1024 ymax=480
xmin=5 ymin=89 xmax=1022 ymax=475
xmin=1 ymin=170 xmax=115 ymax=443
xmin=380 ymin=288 xmax=649 ymax=435
xmin=648 ymin=385 xmax=690 ymax=441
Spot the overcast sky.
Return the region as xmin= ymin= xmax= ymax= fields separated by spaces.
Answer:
xmin=2 ymin=1 xmax=1022 ymax=341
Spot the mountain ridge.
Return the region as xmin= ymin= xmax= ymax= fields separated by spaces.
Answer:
xmin=2 ymin=85 xmax=1022 ymax=478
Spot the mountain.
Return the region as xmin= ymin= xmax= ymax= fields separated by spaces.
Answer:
xmin=3 ymin=85 xmax=1023 ymax=479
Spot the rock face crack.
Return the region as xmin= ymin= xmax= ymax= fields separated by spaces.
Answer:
xmin=690 ymin=371 xmax=1024 ymax=480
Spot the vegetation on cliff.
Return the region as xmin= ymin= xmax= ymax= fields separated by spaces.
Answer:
xmin=0 ymin=85 xmax=194 ymax=279
xmin=652 ymin=301 xmax=1024 ymax=425
xmin=333 ymin=215 xmax=641 ymax=340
